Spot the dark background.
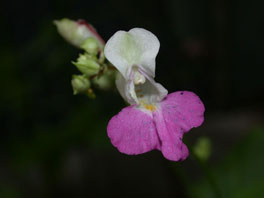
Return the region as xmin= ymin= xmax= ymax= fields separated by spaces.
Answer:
xmin=0 ymin=0 xmax=264 ymax=197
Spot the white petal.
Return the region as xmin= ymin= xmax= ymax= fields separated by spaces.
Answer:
xmin=129 ymin=28 xmax=160 ymax=77
xmin=116 ymin=70 xmax=167 ymax=105
xmin=115 ymin=72 xmax=126 ymax=100
xmin=104 ymin=28 xmax=160 ymax=79
xmin=136 ymin=74 xmax=168 ymax=104
xmin=115 ymin=72 xmax=138 ymax=105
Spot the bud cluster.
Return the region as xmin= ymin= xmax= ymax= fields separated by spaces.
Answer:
xmin=54 ymin=18 xmax=116 ymax=97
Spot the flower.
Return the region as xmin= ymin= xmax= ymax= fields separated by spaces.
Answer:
xmin=54 ymin=18 xmax=105 ymax=49
xmin=104 ymin=28 xmax=205 ymax=161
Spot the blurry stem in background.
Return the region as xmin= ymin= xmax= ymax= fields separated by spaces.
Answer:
xmin=167 ymin=138 xmax=220 ymax=198
xmin=190 ymin=148 xmax=221 ymax=198
xmin=163 ymin=157 xmax=188 ymax=197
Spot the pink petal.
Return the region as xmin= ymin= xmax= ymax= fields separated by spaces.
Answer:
xmin=107 ymin=106 xmax=160 ymax=155
xmin=153 ymin=111 xmax=189 ymax=161
xmin=153 ymin=91 xmax=205 ymax=161
xmin=162 ymin=91 xmax=205 ymax=130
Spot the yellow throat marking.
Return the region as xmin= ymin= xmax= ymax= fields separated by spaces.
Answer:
xmin=140 ymin=101 xmax=156 ymax=111
xmin=144 ymin=104 xmax=156 ymax=111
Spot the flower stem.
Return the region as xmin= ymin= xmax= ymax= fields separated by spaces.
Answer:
xmin=190 ymin=149 xmax=221 ymax=198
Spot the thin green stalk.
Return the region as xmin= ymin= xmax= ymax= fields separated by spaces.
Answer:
xmin=190 ymin=148 xmax=221 ymax=198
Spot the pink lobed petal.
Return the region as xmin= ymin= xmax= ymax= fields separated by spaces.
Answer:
xmin=153 ymin=91 xmax=205 ymax=161
xmin=107 ymin=106 xmax=160 ymax=155
xmin=162 ymin=91 xmax=205 ymax=131
xmin=153 ymin=111 xmax=189 ymax=161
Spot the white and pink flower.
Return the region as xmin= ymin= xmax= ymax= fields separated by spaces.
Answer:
xmin=104 ymin=28 xmax=205 ymax=161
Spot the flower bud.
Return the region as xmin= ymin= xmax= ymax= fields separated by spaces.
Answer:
xmin=81 ymin=37 xmax=99 ymax=55
xmin=54 ymin=18 xmax=104 ymax=48
xmin=193 ymin=137 xmax=211 ymax=162
xmin=72 ymin=54 xmax=100 ymax=76
xmin=71 ymin=75 xmax=91 ymax=95
xmin=92 ymin=69 xmax=116 ymax=90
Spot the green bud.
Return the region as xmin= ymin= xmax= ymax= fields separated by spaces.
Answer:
xmin=72 ymin=54 xmax=100 ymax=76
xmin=92 ymin=68 xmax=116 ymax=90
xmin=193 ymin=136 xmax=211 ymax=162
xmin=81 ymin=37 xmax=99 ymax=55
xmin=98 ymin=49 xmax=105 ymax=64
xmin=71 ymin=75 xmax=91 ymax=95
xmin=54 ymin=18 xmax=83 ymax=47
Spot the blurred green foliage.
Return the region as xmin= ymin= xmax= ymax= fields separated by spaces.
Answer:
xmin=189 ymin=127 xmax=264 ymax=198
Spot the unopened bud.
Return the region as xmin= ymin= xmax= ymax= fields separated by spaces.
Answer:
xmin=193 ymin=137 xmax=211 ymax=162
xmin=72 ymin=54 xmax=100 ymax=76
xmin=71 ymin=75 xmax=91 ymax=95
xmin=92 ymin=69 xmax=116 ymax=90
xmin=81 ymin=37 xmax=99 ymax=55
xmin=54 ymin=18 xmax=104 ymax=48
